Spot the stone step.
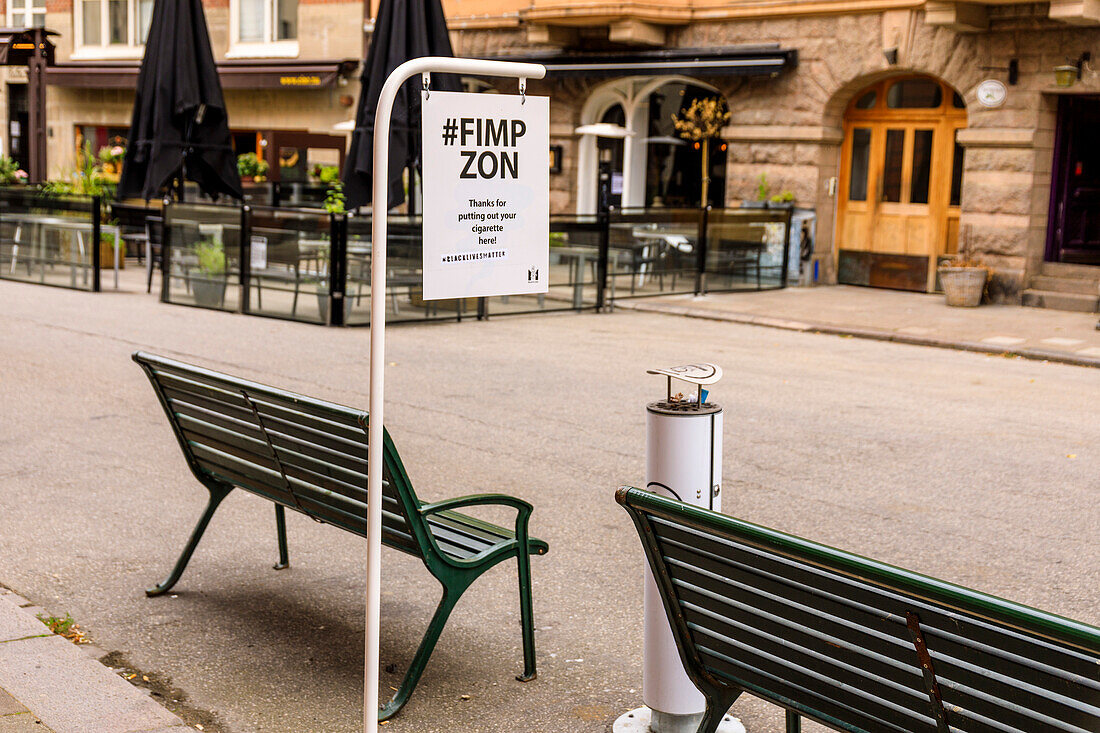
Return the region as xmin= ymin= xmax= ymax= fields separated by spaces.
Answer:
xmin=1021 ymin=289 xmax=1100 ymax=313
xmin=1028 ymin=275 xmax=1100 ymax=295
xmin=1039 ymin=262 xmax=1100 ymax=280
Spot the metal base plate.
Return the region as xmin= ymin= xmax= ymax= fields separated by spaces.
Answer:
xmin=613 ymin=706 xmax=746 ymax=733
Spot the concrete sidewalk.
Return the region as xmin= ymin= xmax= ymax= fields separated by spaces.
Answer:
xmin=616 ymin=285 xmax=1100 ymax=368
xmin=0 ymin=588 xmax=192 ymax=733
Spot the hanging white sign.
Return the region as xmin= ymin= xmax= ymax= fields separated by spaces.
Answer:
xmin=420 ymin=90 xmax=549 ymax=300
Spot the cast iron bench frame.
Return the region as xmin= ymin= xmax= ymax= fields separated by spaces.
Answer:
xmin=617 ymin=486 xmax=1100 ymax=733
xmin=134 ymin=351 xmax=547 ymax=720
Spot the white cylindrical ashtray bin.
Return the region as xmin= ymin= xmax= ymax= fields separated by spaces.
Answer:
xmin=643 ymin=400 xmax=722 ymax=730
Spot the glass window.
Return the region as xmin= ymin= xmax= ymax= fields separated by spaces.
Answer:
xmin=276 ymin=0 xmax=297 ymax=40
xmin=239 ymin=0 xmax=264 ymax=42
xmin=82 ymin=0 xmax=102 ymax=45
xmin=848 ymin=128 xmax=871 ymax=202
xmin=855 ymin=91 xmax=876 ymax=109
xmin=138 ymin=0 xmax=154 ymax=43
xmin=78 ymin=0 xmax=150 ymax=48
xmin=887 ymin=80 xmax=943 ymax=109
xmin=950 ymin=130 xmax=964 ymax=206
xmin=952 ymin=91 xmax=966 ymax=109
xmin=909 ymin=129 xmax=933 ymax=204
xmin=882 ymin=129 xmax=905 ymax=202
xmin=108 ymin=0 xmax=127 ymax=44
xmin=9 ymin=0 xmax=46 ymax=27
xmin=238 ymin=0 xmax=297 ymax=43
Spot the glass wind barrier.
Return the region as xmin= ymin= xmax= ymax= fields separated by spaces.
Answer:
xmin=0 ymin=188 xmax=107 ymax=291
xmin=246 ymin=207 xmax=332 ymax=324
xmin=162 ymin=203 xmax=242 ymax=312
xmin=607 ymin=208 xmax=702 ymax=299
xmin=703 ymin=208 xmax=791 ymax=292
xmin=345 ymin=215 xmax=443 ymax=325
xmin=485 ymin=214 xmax=604 ymax=315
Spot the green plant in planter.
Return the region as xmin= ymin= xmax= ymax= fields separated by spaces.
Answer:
xmin=324 ymin=181 xmax=346 ymax=215
xmin=769 ymin=190 xmax=795 ymax=204
xmin=756 ymin=173 xmax=770 ymax=202
xmin=0 ymin=155 xmax=27 ymax=185
xmin=196 ymin=239 xmax=226 ymax=275
xmin=237 ymin=152 xmax=269 ymax=181
xmin=311 ymin=164 xmax=340 ymax=185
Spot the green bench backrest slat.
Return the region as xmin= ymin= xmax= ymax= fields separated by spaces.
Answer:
xmin=136 ymin=352 xmax=424 ymax=557
xmin=619 ymin=488 xmax=1100 ymax=733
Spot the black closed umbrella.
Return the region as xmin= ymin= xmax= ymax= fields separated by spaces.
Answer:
xmin=118 ymin=0 xmax=241 ymax=201
xmin=342 ymin=0 xmax=460 ymax=210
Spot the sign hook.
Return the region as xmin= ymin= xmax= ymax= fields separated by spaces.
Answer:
xmin=519 ymin=77 xmax=526 ymax=104
xmin=422 ymin=72 xmax=431 ymax=99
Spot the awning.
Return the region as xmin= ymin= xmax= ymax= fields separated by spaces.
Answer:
xmin=0 ymin=27 xmax=56 ymax=66
xmin=47 ymin=58 xmax=358 ymax=89
xmin=491 ymin=45 xmax=796 ymax=78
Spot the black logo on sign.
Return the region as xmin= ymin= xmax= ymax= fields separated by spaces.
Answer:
xmin=528 ymin=267 xmax=539 ymax=283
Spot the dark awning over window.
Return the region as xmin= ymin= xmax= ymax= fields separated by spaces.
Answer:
xmin=47 ymin=59 xmax=358 ymax=89
xmin=491 ymin=45 xmax=797 ymax=78
xmin=0 ymin=27 xmax=56 ymax=66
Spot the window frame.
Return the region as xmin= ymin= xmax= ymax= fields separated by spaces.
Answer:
xmin=228 ymin=0 xmax=299 ymax=59
xmin=8 ymin=0 xmax=46 ymax=29
xmin=72 ymin=0 xmax=151 ymax=60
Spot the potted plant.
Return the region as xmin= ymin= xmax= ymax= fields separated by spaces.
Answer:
xmin=938 ymin=256 xmax=989 ymax=307
xmin=745 ymin=174 xmax=795 ymax=208
xmin=193 ymin=238 xmax=227 ymax=307
xmin=0 ymin=155 xmax=28 ymax=186
xmin=98 ymin=145 xmax=125 ymax=180
xmin=310 ymin=164 xmax=341 ymax=186
xmin=237 ymin=153 xmax=269 ymax=182
xmin=673 ymin=97 xmax=730 ymax=208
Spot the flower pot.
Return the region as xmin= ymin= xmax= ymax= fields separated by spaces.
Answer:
xmin=99 ymin=238 xmax=124 ymax=269
xmin=939 ymin=267 xmax=987 ymax=307
xmin=193 ymin=278 xmax=227 ymax=308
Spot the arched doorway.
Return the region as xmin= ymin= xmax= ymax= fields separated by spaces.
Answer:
xmin=576 ymin=76 xmax=728 ymax=213
xmin=836 ymin=75 xmax=967 ymax=291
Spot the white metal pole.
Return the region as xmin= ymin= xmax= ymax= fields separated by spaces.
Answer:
xmin=365 ymin=56 xmax=545 ymax=733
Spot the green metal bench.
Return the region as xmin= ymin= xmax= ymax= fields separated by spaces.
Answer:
xmin=133 ymin=351 xmax=548 ymax=720
xmin=617 ymin=486 xmax=1100 ymax=733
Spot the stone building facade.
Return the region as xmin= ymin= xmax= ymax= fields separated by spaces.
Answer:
xmin=1 ymin=0 xmax=362 ymax=182
xmin=3 ymin=0 xmax=1099 ymax=306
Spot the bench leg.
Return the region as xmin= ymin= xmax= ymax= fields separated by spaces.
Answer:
xmin=273 ymin=504 xmax=289 ymax=570
xmin=698 ymin=694 xmax=740 ymax=733
xmin=378 ymin=582 xmax=464 ymax=721
xmin=146 ymin=483 xmax=232 ymax=597
xmin=516 ymin=545 xmax=537 ymax=682
xmin=785 ymin=710 xmax=801 ymax=732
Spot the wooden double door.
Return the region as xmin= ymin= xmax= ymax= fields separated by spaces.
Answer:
xmin=836 ymin=77 xmax=967 ymax=291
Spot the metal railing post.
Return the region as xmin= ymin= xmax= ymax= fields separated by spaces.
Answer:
xmin=596 ymin=207 xmax=610 ymax=311
xmin=240 ymin=204 xmax=252 ymax=313
xmin=781 ymin=206 xmax=793 ymax=288
xmin=91 ymin=195 xmax=101 ymax=292
xmin=160 ymin=199 xmax=172 ymax=302
xmin=329 ymin=213 xmax=347 ymax=326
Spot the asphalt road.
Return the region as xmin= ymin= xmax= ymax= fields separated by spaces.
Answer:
xmin=0 ymin=280 xmax=1097 ymax=732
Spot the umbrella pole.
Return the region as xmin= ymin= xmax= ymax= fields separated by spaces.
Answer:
xmin=365 ymin=56 xmax=545 ymax=733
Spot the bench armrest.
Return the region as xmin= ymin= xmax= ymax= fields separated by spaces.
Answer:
xmin=420 ymin=493 xmax=536 ymax=552
xmin=420 ymin=493 xmax=533 ymax=520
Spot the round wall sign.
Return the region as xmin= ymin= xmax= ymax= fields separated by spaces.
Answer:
xmin=977 ymin=79 xmax=1007 ymax=108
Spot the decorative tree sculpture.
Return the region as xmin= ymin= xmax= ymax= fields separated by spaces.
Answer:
xmin=673 ymin=97 xmax=730 ymax=207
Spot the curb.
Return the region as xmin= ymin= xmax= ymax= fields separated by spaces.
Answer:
xmin=615 ymin=300 xmax=1100 ymax=369
xmin=0 ymin=588 xmax=192 ymax=732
